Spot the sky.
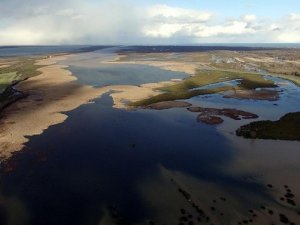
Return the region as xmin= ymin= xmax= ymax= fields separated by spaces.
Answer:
xmin=0 ymin=0 xmax=300 ymax=45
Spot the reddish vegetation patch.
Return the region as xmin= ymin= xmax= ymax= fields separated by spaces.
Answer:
xmin=187 ymin=106 xmax=258 ymax=125
xmin=219 ymin=108 xmax=259 ymax=120
xmin=197 ymin=115 xmax=224 ymax=125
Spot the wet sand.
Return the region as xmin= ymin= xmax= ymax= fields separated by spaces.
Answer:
xmin=137 ymin=132 xmax=300 ymax=225
xmin=221 ymin=133 xmax=300 ymax=224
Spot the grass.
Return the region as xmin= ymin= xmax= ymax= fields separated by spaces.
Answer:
xmin=0 ymin=59 xmax=43 ymax=78
xmin=0 ymin=59 xmax=43 ymax=92
xmin=0 ymin=72 xmax=21 ymax=93
xmin=236 ymin=112 xmax=300 ymax=141
xmin=130 ymin=69 xmax=277 ymax=107
xmin=0 ymin=58 xmax=43 ymax=111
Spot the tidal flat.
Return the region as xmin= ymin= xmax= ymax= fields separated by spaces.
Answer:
xmin=0 ymin=46 xmax=300 ymax=225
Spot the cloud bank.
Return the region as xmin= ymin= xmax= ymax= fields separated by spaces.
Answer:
xmin=0 ymin=0 xmax=300 ymax=45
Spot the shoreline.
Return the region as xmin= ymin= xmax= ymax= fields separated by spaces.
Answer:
xmin=1 ymin=49 xmax=299 ymax=160
xmin=106 ymin=56 xmax=200 ymax=76
xmin=0 ymin=55 xmax=112 ymax=160
xmin=0 ymin=54 xmax=182 ymax=160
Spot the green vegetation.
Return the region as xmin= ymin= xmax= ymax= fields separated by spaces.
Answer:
xmin=131 ymin=86 xmax=233 ymax=106
xmin=236 ymin=112 xmax=300 ymax=141
xmin=130 ymin=69 xmax=277 ymax=107
xmin=0 ymin=72 xmax=21 ymax=93
xmin=161 ymin=70 xmax=275 ymax=91
xmin=0 ymin=59 xmax=43 ymax=92
xmin=0 ymin=59 xmax=43 ymax=79
xmin=0 ymin=58 xmax=43 ymax=111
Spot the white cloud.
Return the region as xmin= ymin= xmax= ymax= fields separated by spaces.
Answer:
xmin=194 ymin=21 xmax=256 ymax=37
xmin=242 ymin=14 xmax=257 ymax=22
xmin=277 ymin=33 xmax=300 ymax=42
xmin=0 ymin=29 xmax=44 ymax=45
xmin=289 ymin=13 xmax=300 ymax=20
xmin=143 ymin=5 xmax=257 ymax=40
xmin=0 ymin=1 xmax=300 ymax=44
xmin=148 ymin=4 xmax=213 ymax=23
xmin=273 ymin=14 xmax=300 ymax=42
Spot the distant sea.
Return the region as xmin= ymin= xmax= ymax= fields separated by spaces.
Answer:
xmin=0 ymin=44 xmax=299 ymax=57
xmin=0 ymin=45 xmax=111 ymax=57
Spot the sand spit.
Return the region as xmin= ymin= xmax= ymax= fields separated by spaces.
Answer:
xmin=0 ymin=56 xmax=112 ymax=159
xmin=109 ymin=80 xmax=179 ymax=109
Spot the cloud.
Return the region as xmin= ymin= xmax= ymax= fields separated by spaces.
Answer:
xmin=147 ymin=4 xmax=213 ymax=23
xmin=143 ymin=7 xmax=257 ymax=40
xmin=274 ymin=14 xmax=300 ymax=42
xmin=0 ymin=1 xmax=299 ymax=45
xmin=0 ymin=0 xmax=144 ymax=45
xmin=289 ymin=13 xmax=300 ymax=20
xmin=242 ymin=14 xmax=257 ymax=22
xmin=142 ymin=6 xmax=300 ymax=43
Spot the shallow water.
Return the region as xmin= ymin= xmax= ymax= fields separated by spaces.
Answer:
xmin=0 ymin=48 xmax=300 ymax=225
xmin=69 ymin=63 xmax=187 ymax=87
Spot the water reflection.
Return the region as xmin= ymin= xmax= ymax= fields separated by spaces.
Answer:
xmin=0 ymin=94 xmax=269 ymax=225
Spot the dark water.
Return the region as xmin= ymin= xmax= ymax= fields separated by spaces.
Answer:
xmin=1 ymin=47 xmax=299 ymax=225
xmin=69 ymin=64 xmax=187 ymax=86
xmin=0 ymin=93 xmax=269 ymax=225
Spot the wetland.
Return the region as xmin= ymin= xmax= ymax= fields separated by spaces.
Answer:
xmin=0 ymin=46 xmax=300 ymax=225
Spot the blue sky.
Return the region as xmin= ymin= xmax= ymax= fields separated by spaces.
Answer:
xmin=0 ymin=0 xmax=300 ymax=45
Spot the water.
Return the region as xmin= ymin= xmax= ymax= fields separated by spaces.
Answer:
xmin=64 ymin=47 xmax=188 ymax=86
xmin=0 ymin=93 xmax=272 ymax=225
xmin=0 ymin=46 xmax=81 ymax=57
xmin=2 ymin=43 xmax=299 ymax=58
xmin=69 ymin=64 xmax=187 ymax=87
xmin=189 ymin=79 xmax=241 ymax=91
xmin=0 ymin=47 xmax=300 ymax=225
xmin=0 ymin=46 xmax=113 ymax=57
